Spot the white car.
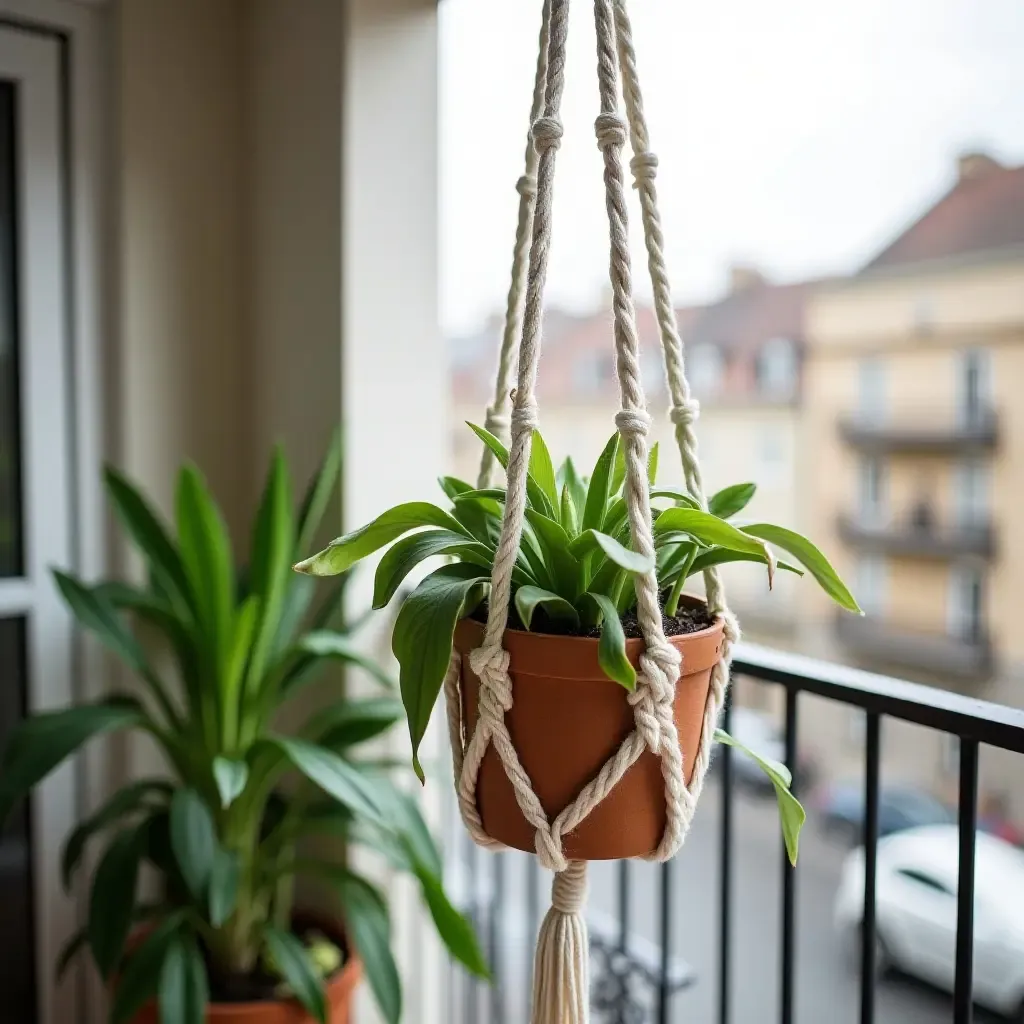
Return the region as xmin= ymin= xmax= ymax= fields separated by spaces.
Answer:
xmin=834 ymin=824 xmax=1024 ymax=1019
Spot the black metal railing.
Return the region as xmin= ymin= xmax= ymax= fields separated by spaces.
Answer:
xmin=446 ymin=642 xmax=1024 ymax=1024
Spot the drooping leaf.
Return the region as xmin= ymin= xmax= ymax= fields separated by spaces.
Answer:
xmin=296 ymin=429 xmax=342 ymax=557
xmin=464 ymin=422 xmax=556 ymax=519
xmin=295 ymin=503 xmax=469 ymax=578
xmin=649 ymin=488 xmax=701 ymax=510
xmin=168 ymin=789 xmax=217 ymax=902
xmin=654 ymin=507 xmax=769 ymax=559
xmin=583 ymin=434 xmax=619 ymax=533
xmin=569 ymin=529 xmax=655 ymax=576
xmin=158 ymin=932 xmax=209 ymax=1024
xmin=438 ymin=475 xmax=474 ymax=502
xmin=687 ymin=547 xmax=804 ymax=580
xmin=392 ymin=564 xmax=489 ymax=781
xmin=708 ymin=482 xmax=757 ymax=519
xmin=514 ymin=585 xmax=580 ymax=630
xmin=528 ymin=429 xmax=559 ymax=513
xmin=310 ymin=697 xmax=405 ymax=749
xmin=108 ymin=913 xmax=186 ymax=1024
xmin=416 ymin=867 xmax=490 ymax=978
xmin=208 ymin=848 xmax=240 ymax=927
xmin=578 ymin=592 xmax=635 ymax=690
xmin=355 ymin=771 xmax=443 ymax=878
xmin=715 ymin=728 xmax=806 ymax=865
xmin=739 ymin=524 xmax=862 ymax=613
xmin=212 ymin=757 xmax=249 ymax=808
xmin=87 ymin=827 xmax=146 ymax=977
xmin=263 ymin=926 xmax=327 ymax=1024
xmin=372 ymin=528 xmax=483 ymax=610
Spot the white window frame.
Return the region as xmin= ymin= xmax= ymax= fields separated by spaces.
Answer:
xmin=858 ymin=357 xmax=886 ymax=422
xmin=953 ymin=458 xmax=990 ymax=529
xmin=947 ymin=563 xmax=985 ymax=643
xmin=957 ymin=348 xmax=992 ymax=427
xmin=855 ymin=555 xmax=888 ymax=617
xmin=858 ymin=455 xmax=888 ymax=526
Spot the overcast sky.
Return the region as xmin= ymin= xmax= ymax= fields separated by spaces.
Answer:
xmin=439 ymin=0 xmax=1024 ymax=336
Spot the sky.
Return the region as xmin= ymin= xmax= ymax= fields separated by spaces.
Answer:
xmin=439 ymin=0 xmax=1024 ymax=336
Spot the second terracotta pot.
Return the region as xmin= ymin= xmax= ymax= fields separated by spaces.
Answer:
xmin=456 ymin=605 xmax=725 ymax=861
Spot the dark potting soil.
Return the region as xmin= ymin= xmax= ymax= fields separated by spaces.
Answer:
xmin=473 ymin=596 xmax=714 ymax=639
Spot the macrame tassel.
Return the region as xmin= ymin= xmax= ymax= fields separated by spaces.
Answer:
xmin=531 ymin=860 xmax=590 ymax=1024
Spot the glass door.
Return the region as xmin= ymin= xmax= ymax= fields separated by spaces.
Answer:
xmin=0 ymin=25 xmax=75 ymax=1024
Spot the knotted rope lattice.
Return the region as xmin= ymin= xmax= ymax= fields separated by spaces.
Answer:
xmin=443 ymin=2 xmax=740 ymax=1021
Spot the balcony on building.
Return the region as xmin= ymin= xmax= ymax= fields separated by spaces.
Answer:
xmin=838 ymin=406 xmax=999 ymax=454
xmin=835 ymin=610 xmax=992 ymax=680
xmin=837 ymin=512 xmax=996 ymax=559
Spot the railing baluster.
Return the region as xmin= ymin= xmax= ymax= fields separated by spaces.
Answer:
xmin=657 ymin=859 xmax=673 ymax=1024
xmin=617 ymin=859 xmax=630 ymax=953
xmin=860 ymin=712 xmax=881 ymax=1024
xmin=463 ymin=828 xmax=477 ymax=1024
xmin=954 ymin=738 xmax=979 ymax=1024
xmin=780 ymin=688 xmax=798 ymax=1024
xmin=718 ymin=694 xmax=734 ymax=1024
xmin=490 ymin=853 xmax=505 ymax=1024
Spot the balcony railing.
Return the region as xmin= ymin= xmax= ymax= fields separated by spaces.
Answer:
xmin=838 ymin=410 xmax=999 ymax=453
xmin=837 ymin=513 xmax=995 ymax=559
xmin=836 ymin=610 xmax=992 ymax=680
xmin=445 ymin=643 xmax=1024 ymax=1024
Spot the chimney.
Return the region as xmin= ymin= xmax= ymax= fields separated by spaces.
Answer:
xmin=728 ymin=264 xmax=765 ymax=295
xmin=957 ymin=151 xmax=1002 ymax=184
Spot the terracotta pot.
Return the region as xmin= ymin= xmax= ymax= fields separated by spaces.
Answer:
xmin=456 ymin=606 xmax=725 ymax=861
xmin=130 ymin=916 xmax=362 ymax=1024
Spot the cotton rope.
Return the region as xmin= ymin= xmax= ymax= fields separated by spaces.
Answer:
xmin=441 ymin=2 xmax=739 ymax=1020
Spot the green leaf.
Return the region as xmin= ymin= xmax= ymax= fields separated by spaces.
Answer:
xmin=297 ymin=430 xmax=342 ymax=557
xmin=560 ymin=457 xmax=587 ymax=523
xmin=295 ymin=502 xmax=469 ymax=578
xmin=212 ymin=757 xmax=248 ymax=808
xmin=523 ymin=508 xmax=580 ymax=599
xmin=158 ymin=932 xmax=208 ymax=1024
xmin=559 ymin=483 xmax=579 ymax=538
xmin=647 ymin=442 xmax=659 ymax=485
xmin=310 ymin=697 xmax=405 ymax=749
xmin=514 ymin=585 xmax=580 ymax=630
xmin=687 ymin=547 xmax=804 ymax=579
xmin=583 ymin=434 xmax=619 ymax=533
xmin=649 ymin=489 xmax=701 ymax=510
xmin=372 ymin=528 xmax=481 ymax=610
xmin=392 ymin=564 xmax=489 ymax=781
xmin=528 ymin=429 xmax=559 ymax=512
xmin=109 ymin=913 xmax=186 ymax=1024
xmin=740 ymin=523 xmax=862 ymax=613
xmin=610 ymin=435 xmax=627 ymax=495
xmin=417 ymin=868 xmax=490 ymax=978
xmin=709 ymin=482 xmax=757 ymax=519
xmin=291 ymin=630 xmax=396 ymax=690
xmin=438 ymin=475 xmax=473 ymax=502
xmin=269 ymin=736 xmax=386 ymax=826
xmin=264 ymin=926 xmax=327 ymax=1024
xmin=578 ymin=592 xmax=635 ymax=690
xmin=0 ymin=698 xmax=145 ymax=827
xmin=329 ymin=870 xmax=401 ymax=1024
xmin=168 ymin=789 xmax=217 ymax=902
xmin=569 ymin=529 xmax=654 ymax=576
xmin=208 ymin=848 xmax=240 ymax=927
xmin=87 ymin=827 xmax=145 ymax=978
xmin=654 ymin=507 xmax=770 ymax=560
xmin=465 ymin=422 xmax=556 ymax=519
xmin=56 ymin=926 xmax=87 ymax=981
xmin=62 ymin=778 xmax=171 ymax=891
xmin=715 ymin=728 xmax=806 ymax=865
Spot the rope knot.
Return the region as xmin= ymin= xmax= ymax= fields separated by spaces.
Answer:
xmin=511 ymin=402 xmax=539 ymax=436
xmin=630 ymin=150 xmax=659 ymax=186
xmin=531 ymin=116 xmax=564 ymax=152
xmin=535 ymin=826 xmax=569 ymax=874
xmin=516 ymin=174 xmax=537 ymax=199
xmin=469 ymin=645 xmax=513 ymax=715
xmin=550 ymin=861 xmax=587 ymax=914
xmin=483 ymin=406 xmax=510 ymax=437
xmin=594 ymin=112 xmax=627 ymax=151
xmin=630 ymin=641 xmax=681 ymax=752
xmin=614 ymin=408 xmax=652 ymax=438
xmin=670 ymin=399 xmax=700 ymax=427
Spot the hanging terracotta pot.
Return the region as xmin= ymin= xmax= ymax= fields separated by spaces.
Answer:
xmin=456 ymin=603 xmax=725 ymax=862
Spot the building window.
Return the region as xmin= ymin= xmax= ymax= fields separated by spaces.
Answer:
xmin=855 ymin=555 xmax=888 ymax=617
xmin=858 ymin=455 xmax=887 ymax=525
xmin=948 ymin=564 xmax=984 ymax=643
xmin=957 ymin=349 xmax=992 ymax=427
xmin=756 ymin=336 xmax=797 ymax=398
xmin=857 ymin=357 xmax=886 ymax=422
xmin=689 ymin=344 xmax=723 ymax=398
xmin=953 ymin=459 xmax=990 ymax=528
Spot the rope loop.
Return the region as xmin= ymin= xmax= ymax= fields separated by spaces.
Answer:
xmin=531 ymin=115 xmax=564 ymax=151
xmin=614 ymin=407 xmax=652 ymax=438
xmin=483 ymin=405 xmax=511 ymax=436
xmin=551 ymin=861 xmax=588 ymax=913
xmin=511 ymin=401 xmax=540 ymax=436
xmin=630 ymin=149 xmax=658 ymax=185
xmin=516 ymin=174 xmax=538 ymax=199
xmin=669 ymin=398 xmax=700 ymax=427
xmin=594 ymin=111 xmax=627 ymax=150
xmin=536 ymin=826 xmax=570 ymax=873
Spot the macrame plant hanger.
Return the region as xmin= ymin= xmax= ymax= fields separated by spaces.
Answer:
xmin=444 ymin=1 xmax=740 ymax=1021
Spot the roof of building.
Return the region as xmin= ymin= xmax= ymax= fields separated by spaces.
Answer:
xmin=863 ymin=154 xmax=1024 ymax=273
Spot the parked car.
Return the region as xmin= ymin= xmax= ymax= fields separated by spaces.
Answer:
xmin=713 ymin=707 xmax=817 ymax=794
xmin=834 ymin=825 xmax=1024 ymax=1019
xmin=816 ymin=781 xmax=954 ymax=844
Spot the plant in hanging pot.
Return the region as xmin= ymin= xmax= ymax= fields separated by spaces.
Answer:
xmin=296 ymin=424 xmax=860 ymax=863
xmin=0 ymin=439 xmax=487 ymax=1024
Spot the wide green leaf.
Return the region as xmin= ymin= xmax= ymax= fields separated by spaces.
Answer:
xmin=88 ymin=827 xmax=145 ymax=977
xmin=212 ymin=757 xmax=249 ymax=808
xmin=295 ymin=502 xmax=469 ymax=578
xmin=158 ymin=932 xmax=208 ymax=1024
xmin=264 ymin=926 xmax=327 ymax=1024
xmin=417 ymin=867 xmax=490 ymax=978
xmin=109 ymin=913 xmax=186 ymax=1024
xmin=709 ymin=482 xmax=756 ymax=519
xmin=523 ymin=508 xmax=580 ymax=599
xmin=268 ymin=736 xmax=386 ymax=826
xmin=0 ymin=698 xmax=145 ymax=827
xmin=62 ymin=778 xmax=171 ymax=891
xmin=438 ymin=475 xmax=473 ymax=502
xmin=296 ymin=429 xmax=342 ymax=557
xmin=569 ymin=529 xmax=654 ymax=576
xmin=310 ymin=697 xmax=405 ymax=749
xmin=649 ymin=489 xmax=701 ymax=510
xmin=528 ymin=429 xmax=559 ymax=513
xmin=208 ymin=848 xmax=240 ymax=927
xmin=559 ymin=483 xmax=579 ymax=537
xmin=392 ymin=564 xmax=489 ymax=781
xmin=359 ymin=772 xmax=443 ymax=878
xmin=610 ymin=435 xmax=627 ymax=495
xmin=291 ymin=630 xmax=395 ymax=690
xmin=687 ymin=547 xmax=804 ymax=580
xmin=715 ymin=728 xmax=806 ymax=865
xmin=578 ymin=592 xmax=635 ymax=690
xmin=740 ymin=523 xmax=862 ymax=612
xmin=654 ymin=507 xmax=770 ymax=560
xmin=168 ymin=789 xmax=217 ymax=902
xmin=514 ymin=585 xmax=580 ymax=630
xmin=583 ymin=434 xmax=618 ymax=533
xmin=560 ymin=456 xmax=587 ymax=523
xmin=372 ymin=528 xmax=480 ymax=610
xmin=465 ymin=422 xmax=556 ymax=519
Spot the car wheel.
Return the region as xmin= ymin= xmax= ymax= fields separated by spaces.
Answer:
xmin=1012 ymin=995 xmax=1024 ymax=1023
xmin=847 ymin=926 xmax=893 ymax=978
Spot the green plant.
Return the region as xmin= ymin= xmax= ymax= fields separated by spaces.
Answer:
xmin=0 ymin=438 xmax=487 ymax=1024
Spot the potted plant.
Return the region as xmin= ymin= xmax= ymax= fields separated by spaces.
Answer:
xmin=0 ymin=439 xmax=487 ymax=1024
xmin=297 ymin=425 xmax=860 ymax=863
